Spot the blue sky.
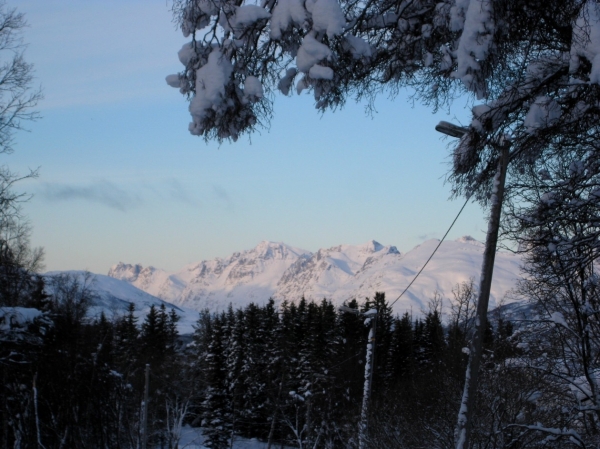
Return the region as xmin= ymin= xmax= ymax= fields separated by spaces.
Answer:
xmin=7 ymin=0 xmax=487 ymax=274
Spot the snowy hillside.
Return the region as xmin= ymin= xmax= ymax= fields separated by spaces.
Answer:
xmin=108 ymin=237 xmax=522 ymax=314
xmin=44 ymin=271 xmax=199 ymax=334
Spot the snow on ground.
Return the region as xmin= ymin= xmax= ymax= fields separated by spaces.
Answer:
xmin=178 ymin=426 xmax=282 ymax=448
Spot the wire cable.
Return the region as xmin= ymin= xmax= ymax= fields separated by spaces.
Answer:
xmin=388 ymin=194 xmax=471 ymax=309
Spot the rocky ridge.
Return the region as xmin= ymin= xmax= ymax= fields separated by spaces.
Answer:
xmin=108 ymin=237 xmax=522 ymax=314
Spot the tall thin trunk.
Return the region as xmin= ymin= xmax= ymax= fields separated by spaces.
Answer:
xmin=33 ymin=372 xmax=45 ymax=449
xmin=455 ymin=145 xmax=510 ymax=449
xmin=359 ymin=314 xmax=377 ymax=449
xmin=267 ymin=372 xmax=286 ymax=449
xmin=142 ymin=364 xmax=150 ymax=449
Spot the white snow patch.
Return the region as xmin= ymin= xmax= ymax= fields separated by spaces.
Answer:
xmin=570 ymin=3 xmax=600 ymax=83
xmin=452 ymin=0 xmax=495 ymax=98
xmin=178 ymin=425 xmax=288 ymax=448
xmin=311 ymin=0 xmax=346 ymax=39
xmin=270 ymin=0 xmax=307 ymax=39
xmin=243 ymin=76 xmax=264 ymax=102
xmin=188 ymin=49 xmax=233 ymax=135
xmin=309 ymin=64 xmax=334 ymax=80
xmin=178 ymin=42 xmax=197 ymax=66
xmin=296 ymin=34 xmax=332 ymax=72
xmin=344 ymin=35 xmax=372 ymax=59
xmin=0 ymin=307 xmax=43 ymax=330
xmin=278 ymin=68 xmax=297 ymax=95
xmin=232 ymin=5 xmax=271 ymax=28
xmin=550 ymin=311 xmax=570 ymax=330
xmin=523 ymin=96 xmax=561 ymax=132
xmin=166 ymin=74 xmax=182 ymax=88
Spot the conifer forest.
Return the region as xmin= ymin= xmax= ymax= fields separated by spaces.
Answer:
xmin=5 ymin=270 xmax=600 ymax=448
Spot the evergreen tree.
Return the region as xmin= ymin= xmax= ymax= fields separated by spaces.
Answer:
xmin=363 ymin=292 xmax=394 ymax=394
xmin=239 ymin=302 xmax=269 ymax=437
xmin=115 ymin=302 xmax=140 ymax=359
xmin=140 ymin=305 xmax=165 ymax=366
xmin=225 ymin=305 xmax=245 ymax=438
xmin=167 ymin=307 xmax=180 ymax=351
xmin=201 ymin=312 xmax=232 ymax=449
xmin=189 ymin=309 xmax=213 ymax=424
xmin=446 ymin=320 xmax=468 ymax=381
xmin=493 ymin=318 xmax=516 ymax=361
xmin=388 ymin=312 xmax=414 ymax=382
xmin=337 ymin=298 xmax=365 ymax=398
xmin=412 ymin=318 xmax=425 ymax=367
xmin=422 ymin=308 xmax=446 ymax=369
xmin=261 ymin=299 xmax=285 ymax=446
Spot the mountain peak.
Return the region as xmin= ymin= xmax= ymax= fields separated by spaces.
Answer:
xmin=455 ymin=235 xmax=483 ymax=246
xmin=363 ymin=240 xmax=384 ymax=253
xmin=108 ymin=262 xmax=143 ymax=281
xmin=251 ymin=240 xmax=308 ymax=260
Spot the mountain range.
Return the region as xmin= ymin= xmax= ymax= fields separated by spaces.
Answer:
xmin=107 ymin=236 xmax=523 ymax=315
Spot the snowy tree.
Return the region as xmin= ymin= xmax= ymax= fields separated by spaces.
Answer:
xmin=491 ymin=151 xmax=600 ymax=447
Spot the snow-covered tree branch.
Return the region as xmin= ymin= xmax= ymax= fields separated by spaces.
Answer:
xmin=167 ymin=1 xmax=600 ymax=204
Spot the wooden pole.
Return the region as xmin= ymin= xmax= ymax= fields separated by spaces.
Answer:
xmin=455 ymin=145 xmax=510 ymax=449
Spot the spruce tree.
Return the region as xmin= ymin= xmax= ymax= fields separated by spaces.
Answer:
xmin=388 ymin=312 xmax=415 ymax=383
xmin=140 ymin=305 xmax=165 ymax=366
xmin=201 ymin=313 xmax=232 ymax=449
xmin=423 ymin=308 xmax=446 ymax=369
xmin=363 ymin=292 xmax=394 ymax=395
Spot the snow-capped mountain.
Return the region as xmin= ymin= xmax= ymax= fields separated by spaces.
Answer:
xmin=44 ymin=271 xmax=199 ymax=334
xmin=108 ymin=241 xmax=310 ymax=312
xmin=108 ymin=237 xmax=522 ymax=314
xmin=274 ymin=240 xmax=402 ymax=301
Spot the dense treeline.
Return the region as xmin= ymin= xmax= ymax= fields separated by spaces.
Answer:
xmin=6 ymin=267 xmax=600 ymax=448
xmin=2 ymin=271 xmax=521 ymax=448
xmin=189 ymin=288 xmax=519 ymax=449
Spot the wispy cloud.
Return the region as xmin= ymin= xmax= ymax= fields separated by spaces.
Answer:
xmin=142 ymin=178 xmax=202 ymax=208
xmin=418 ymin=232 xmax=438 ymax=241
xmin=212 ymin=184 xmax=233 ymax=209
xmin=38 ymin=179 xmax=230 ymax=212
xmin=165 ymin=179 xmax=200 ymax=206
xmin=39 ymin=181 xmax=141 ymax=212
